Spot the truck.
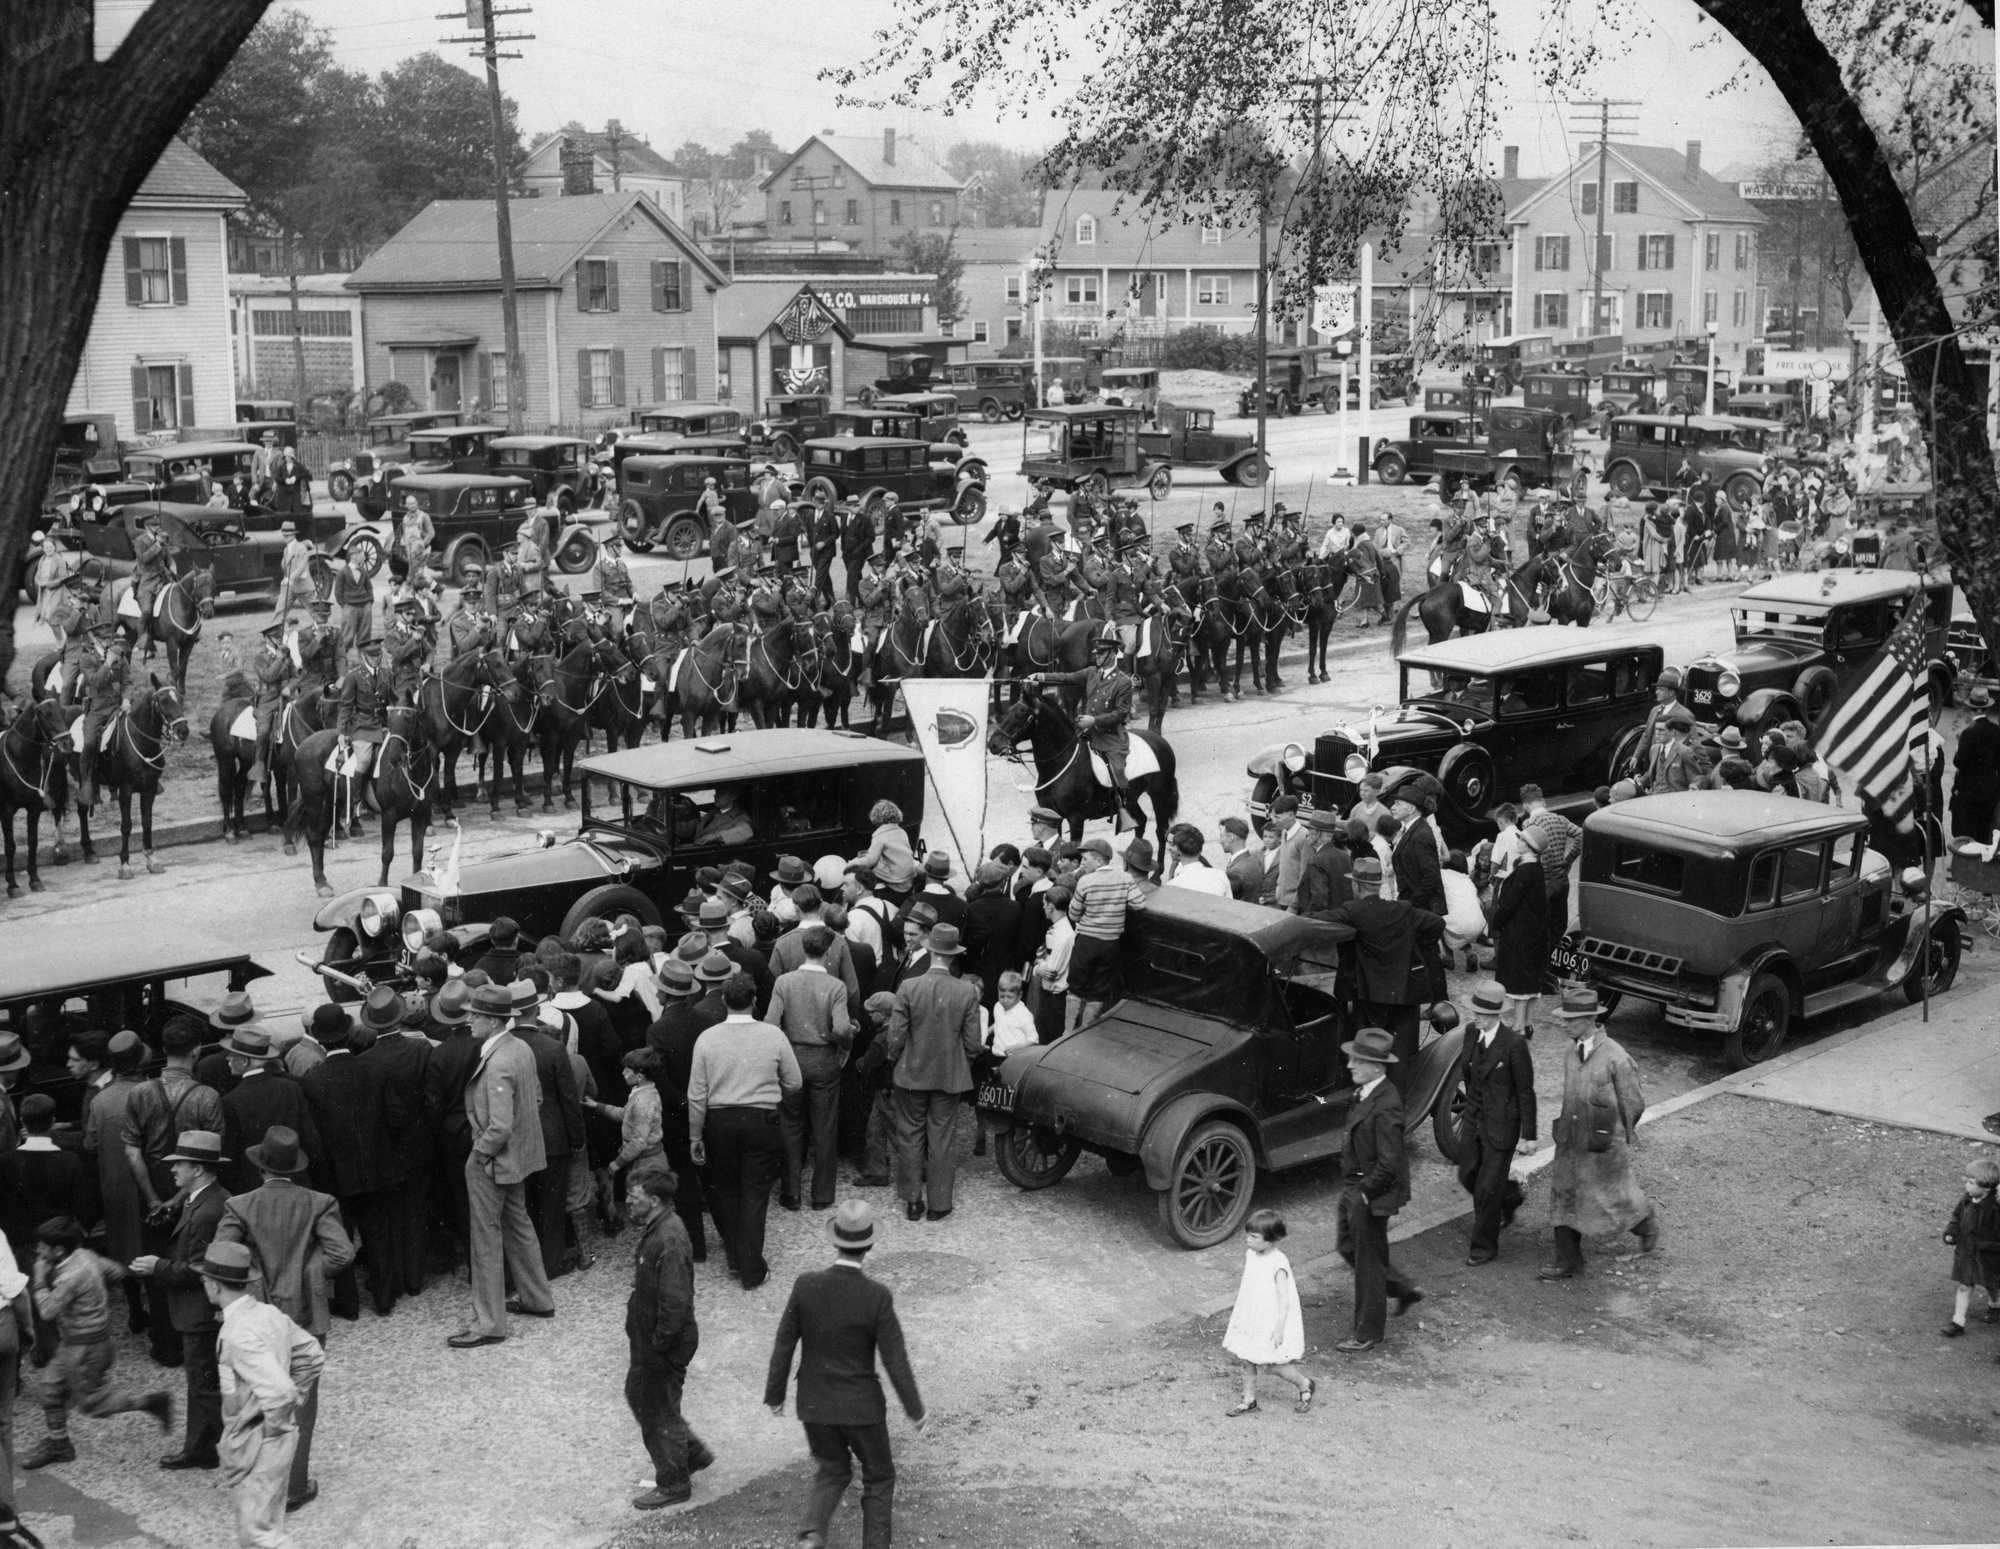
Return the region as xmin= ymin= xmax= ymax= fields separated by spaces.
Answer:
xmin=1429 ymin=405 xmax=1586 ymax=499
xmin=1137 ymin=404 xmax=1268 ymax=487
xmin=1237 ymin=347 xmax=1350 ymax=417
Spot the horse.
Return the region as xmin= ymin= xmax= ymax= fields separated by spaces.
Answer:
xmin=1129 ymin=609 xmax=1183 ymax=735
xmin=0 ymin=698 xmax=73 ymax=894
xmin=739 ymin=614 xmax=812 ymax=729
xmin=1300 ymin=552 xmax=1357 ymax=685
xmin=989 ymin=693 xmax=1179 ymax=873
xmin=923 ymin=592 xmax=1001 ymax=679
xmin=660 ymin=623 xmax=741 ymax=741
xmin=866 ymin=597 xmax=929 ymax=736
xmin=804 ymin=608 xmax=864 ymax=730
xmin=587 ymin=634 xmax=653 ymax=769
xmin=71 ymin=678 xmax=189 ymax=880
xmin=268 ymin=688 xmax=337 ymax=849
xmin=545 ymin=635 xmax=630 ymax=808
xmin=1530 ymin=532 xmax=1615 ymax=626
xmin=416 ymin=649 xmax=508 ymax=817
xmin=111 ymin=569 xmax=215 ymax=698
xmin=1389 ymin=563 xmax=1536 ymax=653
xmin=1216 ymin=568 xmax=1288 ymax=698
xmin=1000 ymin=614 xmax=1105 ymax=705
xmin=475 ymin=652 xmax=561 ymax=818
xmin=1170 ymin=582 xmax=1232 ymax=705
xmin=208 ymin=690 xmax=260 ymax=843
xmin=288 ymin=703 xmax=436 ymax=896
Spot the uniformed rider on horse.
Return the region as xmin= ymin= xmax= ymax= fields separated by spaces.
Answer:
xmin=1027 ymin=634 xmax=1135 ymax=798
xmin=334 ymin=636 xmax=397 ymax=827
xmin=593 ymin=530 xmax=636 ymax=634
xmin=130 ymin=508 xmax=176 ymax=659
xmin=75 ymin=621 xmax=129 ymax=808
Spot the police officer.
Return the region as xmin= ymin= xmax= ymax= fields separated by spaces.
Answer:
xmin=295 ymin=598 xmax=341 ymax=700
xmin=131 ymin=509 xmax=175 ymax=659
xmin=1030 ymin=635 xmax=1135 ymax=798
xmin=383 ymin=597 xmax=428 ymax=701
xmin=594 ymin=532 xmax=635 ymax=634
xmin=78 ymin=622 xmax=129 ymax=808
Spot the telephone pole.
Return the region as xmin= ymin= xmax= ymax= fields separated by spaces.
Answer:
xmin=441 ymin=1 xmax=534 ymax=432
xmin=1565 ymin=99 xmax=1638 ymax=337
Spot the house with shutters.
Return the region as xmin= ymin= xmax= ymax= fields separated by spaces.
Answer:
xmin=1505 ymin=141 xmax=1766 ymax=362
xmin=345 ymin=191 xmax=725 ymax=429
xmin=1033 ymin=183 xmax=1264 ymax=339
xmin=759 ymin=130 xmax=962 ymax=258
xmin=65 ymin=138 xmax=245 ymax=441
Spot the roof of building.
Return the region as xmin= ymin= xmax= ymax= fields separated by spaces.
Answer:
xmin=952 ymin=227 xmax=1041 ymax=264
xmin=1037 ymin=184 xmax=1263 ymax=267
xmin=1511 ymin=143 xmax=1767 ymax=227
xmin=134 ymin=138 xmax=246 ymax=210
xmin=763 ymin=133 xmax=962 ymax=193
xmin=347 ymin=192 xmax=726 ymax=292
xmin=713 ymin=280 xmax=856 ymax=343
xmin=523 ymin=130 xmax=679 ymax=181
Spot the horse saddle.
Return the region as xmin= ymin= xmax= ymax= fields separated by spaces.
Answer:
xmin=47 ymin=664 xmax=65 ymax=700
xmin=1087 ymin=739 xmax=1159 ymax=786
xmin=1134 ymin=617 xmax=1159 ymax=662
xmin=69 ymin=715 xmax=118 ymax=755
xmin=1003 ymin=613 xmax=1029 ymax=646
xmin=1460 ymin=585 xmax=1492 ymax=614
xmin=116 ymin=588 xmax=143 ymax=620
xmin=228 ymin=705 xmax=257 ymax=742
xmin=917 ymin=619 xmax=940 ymax=661
xmin=667 ymin=648 xmax=691 ymax=695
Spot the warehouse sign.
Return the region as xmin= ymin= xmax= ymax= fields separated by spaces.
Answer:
xmin=825 ymin=285 xmax=935 ymax=313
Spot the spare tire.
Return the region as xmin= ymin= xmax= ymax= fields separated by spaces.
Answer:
xmin=1437 ymin=742 xmax=1496 ymax=817
xmin=1791 ymin=665 xmax=1838 ymax=722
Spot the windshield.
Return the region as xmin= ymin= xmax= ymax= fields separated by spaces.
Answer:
xmin=1731 ymin=601 xmax=1829 ymax=647
xmin=1024 ymin=419 xmax=1063 ymax=459
xmin=1402 ymin=665 xmax=1495 ymax=718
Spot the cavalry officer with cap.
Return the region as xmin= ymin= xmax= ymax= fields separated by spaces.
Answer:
xmin=483 ymin=544 xmax=527 ymax=641
xmin=1033 ymin=541 xmax=1077 ymax=618
xmin=647 ymin=582 xmax=693 ymax=646
xmin=1271 ymin=505 xmax=1310 ymax=566
xmin=131 ymin=508 xmax=176 ymax=659
xmin=384 ymin=597 xmax=429 ymax=701
xmin=335 ymin=638 xmax=395 ymax=811
xmin=698 ymin=566 xmax=743 ymax=631
xmin=251 ymin=619 xmax=295 ymax=768
xmin=1234 ymin=512 xmax=1270 ymax=573
xmin=1030 ymin=634 xmax=1135 ymax=798
xmin=1108 ymin=539 xmax=1148 ymax=657
xmin=1071 ymin=531 xmax=1109 ymax=599
xmin=994 ymin=541 xmax=1036 ymax=625
xmin=594 ymin=532 xmax=636 ymax=634
xmin=77 ymin=621 xmax=129 ymax=808
xmin=745 ymin=565 xmax=788 ymax=632
xmin=433 ymin=571 xmax=494 ymax=671
xmin=49 ymin=573 xmax=95 ymax=701
xmin=857 ymin=553 xmax=896 ymax=652
xmin=295 ymin=598 xmax=340 ymax=700
xmin=1203 ymin=514 xmax=1237 ymax=579
xmin=1168 ymin=520 xmax=1207 ymax=583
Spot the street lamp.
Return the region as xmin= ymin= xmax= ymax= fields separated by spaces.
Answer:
xmin=1703 ymin=320 xmax=1720 ymax=416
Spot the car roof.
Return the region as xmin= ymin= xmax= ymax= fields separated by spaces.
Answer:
xmin=767 ymin=393 xmax=825 ymax=404
xmin=1613 ymin=414 xmax=1745 ymax=429
xmin=1481 ymin=333 xmax=1551 ymax=346
xmin=1099 ymin=367 xmax=1155 ymax=377
xmin=1415 ymin=410 xmax=1472 ymax=423
xmin=874 ymin=391 xmax=952 ymax=403
xmin=622 ymin=454 xmax=746 ymax=473
xmin=1585 ymin=791 xmax=1864 ymax=858
xmin=1736 ymin=567 xmax=1936 ymax=608
xmin=128 ymin=441 xmax=258 ymax=459
xmin=1400 ymin=624 xmax=1654 ymax=675
xmin=389 ymin=473 xmax=532 ymax=491
xmin=1026 ymin=405 xmax=1144 ymax=420
xmin=1 ymin=925 xmax=273 ymax=1003
xmin=408 ymin=424 xmax=507 ymax=440
xmin=1127 ymin=887 xmax=1351 ymax=972
xmin=576 ymin=728 xmax=922 ymax=789
xmin=488 ymin=435 xmax=586 ymax=450
xmin=643 ymin=403 xmax=735 ymax=417
xmin=805 ymin=436 xmax=933 ymax=452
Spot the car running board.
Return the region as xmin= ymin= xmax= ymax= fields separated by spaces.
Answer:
xmin=1799 ymin=976 xmax=1897 ymax=1022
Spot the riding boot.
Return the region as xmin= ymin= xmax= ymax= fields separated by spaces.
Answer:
xmin=78 ymin=743 xmax=98 ymax=810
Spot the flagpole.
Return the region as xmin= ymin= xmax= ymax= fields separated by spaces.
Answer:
xmin=1922 ymin=732 xmax=1933 ymax=1024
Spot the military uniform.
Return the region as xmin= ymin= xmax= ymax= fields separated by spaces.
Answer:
xmin=295 ymin=610 xmax=340 ymax=700
xmin=337 ymin=651 xmax=394 ymax=783
xmin=383 ymin=608 xmax=429 ymax=701
xmin=1168 ymin=528 xmax=1206 ymax=583
xmin=1109 ymin=552 xmax=1147 ymax=653
xmin=858 ymin=563 xmax=896 ymax=640
xmin=646 ymin=588 xmax=692 ymax=643
xmin=1035 ymin=548 xmax=1076 ymax=615
xmin=483 ymin=556 xmax=526 ymax=638
xmin=251 ymin=628 xmax=294 ymax=757
xmin=995 ymin=550 xmax=1036 ymax=622
xmin=595 ymin=542 xmax=635 ymax=631
xmin=49 ymin=580 xmax=92 ymax=695
xmin=131 ymin=520 xmax=175 ymax=654
xmin=1204 ymin=527 xmax=1236 ymax=578
xmin=77 ymin=633 xmax=128 ymax=807
xmin=1271 ymin=517 xmax=1309 ymax=567
xmin=432 ymin=596 xmax=494 ymax=671
xmin=1036 ymin=644 xmax=1135 ymax=792
xmin=1072 ymin=544 xmax=1108 ymax=601
xmin=1233 ymin=527 xmax=1267 ymax=573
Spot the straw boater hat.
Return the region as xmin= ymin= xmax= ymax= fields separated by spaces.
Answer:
xmin=1466 ymin=982 xmax=1507 ymax=1016
xmin=828 ymin=1199 xmax=876 ymax=1251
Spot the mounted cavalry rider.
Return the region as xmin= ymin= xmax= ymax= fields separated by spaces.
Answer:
xmin=593 ymin=530 xmax=636 ymax=633
xmin=335 ymin=638 xmax=395 ymax=793
xmin=932 ymin=549 xmax=973 ymax=611
xmin=699 ymin=565 xmax=744 ymax=631
xmin=1271 ymin=504 xmax=1310 ymax=566
xmin=433 ymin=572 xmax=495 ymax=671
xmin=1204 ymin=515 xmax=1237 ymax=579
xmin=383 ymin=596 xmax=430 ymax=701
xmin=1034 ymin=542 xmax=1078 ymax=617
xmin=1234 ymin=512 xmax=1269 ymax=573
xmin=295 ymin=598 xmax=340 ymax=699
xmin=48 ymin=572 xmax=95 ymax=701
xmin=745 ymin=563 xmax=787 ymax=632
xmin=251 ymin=619 xmax=295 ymax=769
xmin=857 ymin=552 xmax=896 ymax=649
xmin=646 ymin=583 xmax=693 ymax=648
xmin=483 ymin=544 xmax=527 ymax=637
xmin=994 ymin=538 xmax=1036 ymax=624
xmin=1029 ymin=634 xmax=1135 ymax=799
xmin=1108 ymin=538 xmax=1149 ymax=656
xmin=130 ymin=508 xmax=176 ymax=659
xmin=76 ymin=622 xmax=129 ymax=808
xmin=1168 ymin=519 xmax=1206 ymax=584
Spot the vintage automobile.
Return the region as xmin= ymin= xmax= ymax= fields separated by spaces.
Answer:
xmin=743 ymin=394 xmax=835 ymax=463
xmin=1837 ymin=484 xmax=1931 ymax=570
xmin=70 ymin=500 xmax=348 ymax=598
xmin=1593 ymin=368 xmax=1661 ymax=428
xmin=2 ymin=926 xmax=274 ymax=1121
xmin=121 ymin=441 xmax=262 ymax=508
xmin=298 ymin=892 xmax=494 ymax=1006
xmin=323 ymin=410 xmax=465 ymax=506
xmin=1574 ymin=792 xmax=1963 ymax=1067
xmin=1423 ymin=384 xmax=1494 ymax=423
xmin=47 ymin=412 xmax=125 ymax=506
xmin=1137 ymin=404 xmax=1267 ymax=487
xmin=1661 ymin=361 xmax=1731 ymax=414
xmin=234 ymin=397 xmax=296 ymax=426
xmin=1726 ymin=376 xmax=1804 ymax=424
xmin=1465 ymin=332 xmax=1554 ymax=393
xmin=381 ymin=730 xmax=928 ymax=946
xmin=1246 ymin=628 xmax=1663 ymax=843
xmin=614 ymin=454 xmax=762 ymax=558
xmin=1098 ymin=366 xmax=1162 ymax=419
xmin=486 ymin=435 xmax=601 ymax=514
xmin=602 ymin=431 xmax=755 ymax=485
xmin=1601 ymin=414 xmax=1766 ymax=507
xmin=1947 ymin=588 xmax=1997 ymax=698
xmin=1521 ymin=370 xmax=1595 ymax=427
xmin=870 ymin=390 xmax=969 ymax=447
xmin=402 ymin=425 xmax=510 ymax=477
xmin=824 ymin=408 xmax=989 ymax=482
xmin=1554 ymin=334 xmax=1626 ymax=376
xmin=1675 ymin=569 xmax=1953 ymax=737
xmin=1369 ymin=410 xmax=1485 ymax=486
xmin=857 ymin=352 xmax=938 ymax=403
xmin=977 ymin=889 xmax=1467 ymax=1248
xmin=942 ymin=359 xmax=1033 ymax=422
xmin=629 ymin=403 xmax=746 ymax=439
xmin=1020 ymin=405 xmax=1174 ymax=501
xmin=1341 ymin=353 xmax=1422 ymax=409
xmin=1237 ymin=347 xmax=1350 ymax=417
xmin=1430 ymin=404 xmax=1586 ymax=499
xmin=384 ymin=472 xmax=598 ymax=584
xmin=801 ymin=437 xmax=988 ymax=525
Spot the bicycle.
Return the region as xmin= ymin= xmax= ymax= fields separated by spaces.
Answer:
xmin=1590 ymin=563 xmax=1659 ymax=623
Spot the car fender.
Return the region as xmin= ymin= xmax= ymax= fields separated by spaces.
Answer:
xmin=1733 ymin=687 xmax=1801 ymax=733
xmin=311 ymin=884 xmax=402 ymax=934
xmin=1138 ymin=1092 xmax=1262 ymax=1190
xmin=1402 ymin=1024 xmax=1469 ymax=1132
xmin=1719 ymin=947 xmax=1802 ymax=1027
xmin=977 ymin=1043 xmax=1054 ymax=1133
xmin=1244 ymin=739 xmax=1308 ymax=780
xmin=1886 ymin=904 xmax=1967 ymax=986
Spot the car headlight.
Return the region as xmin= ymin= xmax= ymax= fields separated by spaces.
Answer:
xmin=358 ymin=893 xmax=401 ymax=938
xmin=1282 ymin=742 xmax=1307 ymax=774
xmin=1717 ymin=671 xmax=1741 ymax=698
xmin=1343 ymin=753 xmax=1371 ymax=781
xmin=401 ymin=907 xmax=442 ymax=953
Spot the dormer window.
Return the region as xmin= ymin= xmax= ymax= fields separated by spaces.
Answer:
xmin=1075 ymin=214 xmax=1097 ymax=245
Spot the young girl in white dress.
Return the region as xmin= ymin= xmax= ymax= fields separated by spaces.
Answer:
xmin=1222 ymin=1208 xmax=1313 ymax=1415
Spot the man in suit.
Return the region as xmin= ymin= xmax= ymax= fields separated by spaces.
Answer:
xmin=1644 ymin=704 xmax=1707 ymax=793
xmin=1295 ymin=808 xmax=1353 ymax=915
xmin=1218 ymin=817 xmax=1265 ymax=903
xmin=513 ymin=981 xmax=584 ymax=1279
xmin=646 ymin=958 xmax=722 ymax=1261
xmin=129 ymin=1129 xmax=231 ymax=1469
xmin=1456 ymin=983 xmax=1538 ymax=1266
xmin=211 ymin=1125 xmax=354 ymax=1512
xmin=216 ymin=1027 xmax=321 ymax=1197
xmin=1317 ymin=856 xmax=1445 ymax=1089
xmin=299 ymin=1003 xmax=398 ymax=1318
xmin=1387 ymin=775 xmax=1447 ymax=917
xmin=623 ymin=1160 xmax=714 ymax=1511
xmin=884 ymin=923 xmax=982 ymax=1223
xmin=424 ymin=980 xmax=484 ymax=1274
xmin=770 ymin=926 xmax=856 ymax=1214
xmin=451 ymin=982 xmax=554 ymax=1346
xmin=361 ymin=990 xmax=434 ymax=1299
xmin=1333 ymin=1027 xmax=1421 ymax=1353
xmin=764 ymin=1201 xmax=926 ymax=1549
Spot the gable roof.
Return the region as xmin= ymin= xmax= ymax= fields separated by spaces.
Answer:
xmin=346 ymin=192 xmax=726 ymax=293
xmin=523 ymin=131 xmax=680 ymax=182
xmin=1511 ymin=143 xmax=1767 ymax=226
xmin=762 ymin=134 xmax=961 ymax=193
xmin=134 ymin=138 xmax=246 ymax=210
xmin=951 ymin=227 xmax=1041 ymax=264
xmin=1037 ymin=185 xmax=1262 ymax=267
xmin=715 ymin=280 xmax=856 ymax=343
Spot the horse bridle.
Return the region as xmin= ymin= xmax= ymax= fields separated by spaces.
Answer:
xmin=120 ymin=688 xmax=187 ymax=772
xmin=1 ymin=707 xmax=61 ymax=804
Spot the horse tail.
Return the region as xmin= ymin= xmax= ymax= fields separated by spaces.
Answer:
xmin=1388 ymin=593 xmax=1422 ymax=658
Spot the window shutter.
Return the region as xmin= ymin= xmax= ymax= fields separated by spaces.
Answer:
xmin=610 ymin=348 xmax=626 ymax=405
xmin=478 ymin=351 xmax=494 ymax=406
xmin=1636 ymin=241 xmax=1648 ymax=272
xmin=577 ymin=268 xmax=589 ymax=312
xmin=1559 ymin=237 xmax=1569 ymax=271
xmin=681 ymin=346 xmax=694 ymax=393
xmin=169 ymin=237 xmax=188 ymax=305
xmin=123 ymin=238 xmax=143 ymax=306
xmin=652 ymin=346 xmax=666 ymax=402
xmin=577 ymin=348 xmax=592 ymax=406
xmin=131 ymin=365 xmax=153 ymax=432
xmin=678 ymin=261 xmax=691 ymax=311
xmin=1533 ymin=241 xmax=1543 ymax=272
xmin=606 ymin=261 xmax=619 ymax=312
xmin=1661 ymin=295 xmax=1673 ymax=328
xmin=651 ymin=260 xmax=667 ymax=313
xmin=177 ymin=363 xmax=196 ymax=427
xmin=1663 ymin=236 xmax=1675 ymax=270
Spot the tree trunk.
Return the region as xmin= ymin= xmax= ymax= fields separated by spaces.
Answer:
xmin=1695 ymin=0 xmax=2000 ymax=638
xmin=0 ymin=0 xmax=273 ymax=695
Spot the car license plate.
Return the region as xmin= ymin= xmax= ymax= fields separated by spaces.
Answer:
xmin=976 ymin=1080 xmax=1015 ymax=1113
xmin=1691 ymin=688 xmax=1713 ymax=705
xmin=1550 ymin=934 xmax=1588 ymax=980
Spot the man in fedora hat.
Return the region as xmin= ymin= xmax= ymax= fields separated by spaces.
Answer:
xmin=642 ymin=959 xmax=717 ymax=1259
xmin=1456 ymin=984 xmax=1538 ymax=1266
xmin=697 ymin=896 xmax=777 ymax=1010
xmin=884 ymin=923 xmax=982 ymax=1223
xmin=124 ymin=1016 xmax=225 ymax=1356
xmin=202 ymin=1239 xmax=325 ymax=1548
xmin=1540 ymin=988 xmax=1657 ymax=1280
xmin=360 ymin=991 xmax=434 ymax=1301
xmin=765 ymin=1199 xmax=926 ymax=1549
xmin=1318 ymin=856 xmax=1445 ymax=1089
xmin=687 ymin=971 xmax=799 ymax=1289
xmin=217 ymin=1028 xmax=320 ymax=1198
xmin=0 ymin=1029 xmax=31 ymax=1155
xmin=299 ymin=997 xmax=400 ymax=1318
xmin=1332 ymin=1027 xmax=1421 ymax=1352
xmin=622 ymin=1160 xmax=714 ymax=1510
xmin=212 ymin=1126 xmax=351 ymax=1511
xmin=452 ymin=982 xmax=555 ymax=1346
xmin=1952 ymin=685 xmax=2000 ymax=842
xmin=129 ymin=1130 xmax=231 ymax=1468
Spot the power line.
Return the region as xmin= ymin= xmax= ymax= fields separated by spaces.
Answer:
xmin=1566 ymin=98 xmax=1639 ymax=337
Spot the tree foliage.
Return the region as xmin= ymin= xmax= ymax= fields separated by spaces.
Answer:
xmin=944 ymin=140 xmax=1045 ymax=226
xmin=670 ymin=130 xmax=782 ymax=234
xmin=889 ymin=228 xmax=966 ymax=324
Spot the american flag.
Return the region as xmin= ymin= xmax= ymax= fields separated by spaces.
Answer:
xmin=1813 ymin=597 xmax=1929 ymax=832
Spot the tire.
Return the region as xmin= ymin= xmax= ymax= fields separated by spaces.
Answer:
xmin=1725 ymin=473 xmax=1760 ymax=509
xmin=771 ymin=434 xmax=800 ymax=464
xmin=1146 ymin=466 xmax=1173 ymax=501
xmin=803 ymin=476 xmax=840 ymax=508
xmin=979 ymin=397 xmax=1004 ymax=424
xmin=857 ymin=387 xmax=877 ymax=407
xmin=1607 ymin=462 xmax=1643 ymax=499
xmin=661 ymin=514 xmax=706 ymax=561
xmin=1005 ymin=402 xmax=1023 ymax=421
xmin=319 ymin=928 xmax=365 ymax=1005
xmin=957 ymin=459 xmax=988 ymax=486
xmin=993 ymin=1126 xmax=1083 ymax=1190
xmin=443 ymin=535 xmax=487 ymax=587
xmin=1724 ymin=970 xmax=1792 ymax=1069
xmin=1320 ymin=390 xmax=1338 ymax=415
xmin=1905 ymin=919 xmax=1962 ymax=1002
xmin=1927 ymin=666 xmax=1954 ymax=725
xmin=1374 ymin=451 xmax=1409 ymax=486
xmin=617 ymin=498 xmax=654 ymax=553
xmin=1431 ymin=1061 xmax=1470 ymax=1163
xmin=1233 ymin=452 xmax=1267 ymax=488
xmin=554 ymin=530 xmax=597 ymax=575
xmin=559 ymin=883 xmax=663 ymax=942
xmin=950 ymin=483 xmax=988 ymax=526
xmin=1624 ymin=576 xmax=1659 ymax=622
xmin=344 ymin=532 xmax=384 ymax=580
xmin=1791 ymin=666 xmax=1838 ymax=722
xmin=1276 ymin=391 xmax=1296 ymax=418
xmin=947 ymin=428 xmax=968 ymax=449
xmin=328 ymin=470 xmax=355 ymax=503
xmin=1079 ymin=471 xmax=1111 ymax=500
xmin=1608 ymin=724 xmax=1650 ymax=783
xmin=1437 ymin=742 xmax=1496 ymax=817
xmin=1155 ymin=1118 xmax=1256 ymax=1249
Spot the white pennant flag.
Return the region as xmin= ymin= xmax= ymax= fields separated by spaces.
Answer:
xmin=433 ymin=823 xmax=463 ymax=899
xmin=898 ymin=677 xmax=991 ymax=882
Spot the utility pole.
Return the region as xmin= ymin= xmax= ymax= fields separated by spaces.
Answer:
xmin=1254 ymin=182 xmax=1269 ymax=500
xmin=1565 ymin=99 xmax=1638 ymax=337
xmin=441 ymin=0 xmax=533 ymax=433
xmin=789 ymin=171 xmax=837 ymax=259
xmin=602 ymin=118 xmax=626 ymax=193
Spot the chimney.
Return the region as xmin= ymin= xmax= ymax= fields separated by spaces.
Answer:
xmin=1502 ymin=145 xmax=1519 ymax=181
xmin=1685 ymin=140 xmax=1702 ymax=181
xmin=883 ymin=128 xmax=896 ymax=167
